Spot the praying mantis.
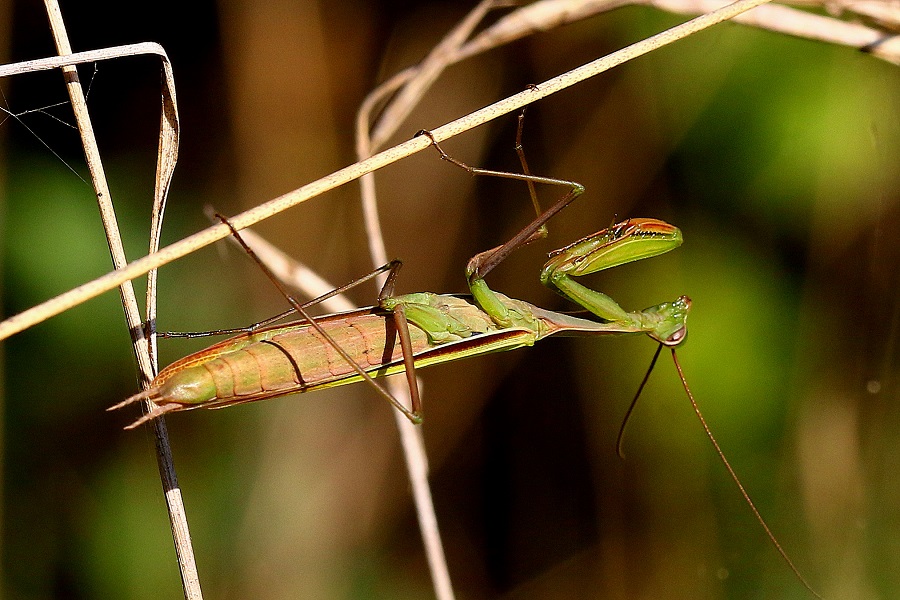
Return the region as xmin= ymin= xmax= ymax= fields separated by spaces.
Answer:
xmin=110 ymin=114 xmax=821 ymax=598
xmin=110 ymin=124 xmax=689 ymax=429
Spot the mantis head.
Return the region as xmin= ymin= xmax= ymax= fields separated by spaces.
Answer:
xmin=641 ymin=295 xmax=691 ymax=346
xmin=539 ymin=218 xmax=689 ymax=343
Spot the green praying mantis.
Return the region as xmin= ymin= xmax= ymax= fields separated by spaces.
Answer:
xmin=110 ymin=114 xmax=822 ymax=599
xmin=110 ymin=120 xmax=691 ymax=428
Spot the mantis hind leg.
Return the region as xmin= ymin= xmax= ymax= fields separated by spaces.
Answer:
xmin=375 ymin=260 xmax=424 ymax=419
xmin=159 ymin=260 xmax=398 ymax=339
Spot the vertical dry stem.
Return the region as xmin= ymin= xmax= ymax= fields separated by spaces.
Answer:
xmin=41 ymin=2 xmax=201 ymax=598
xmin=355 ymin=4 xmax=512 ymax=598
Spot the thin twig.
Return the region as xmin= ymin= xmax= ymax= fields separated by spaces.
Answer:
xmin=0 ymin=0 xmax=777 ymax=343
xmin=145 ymin=46 xmax=180 ymax=372
xmin=41 ymin=3 xmax=200 ymax=598
xmin=236 ymin=229 xmax=357 ymax=314
xmin=0 ymin=42 xmax=179 ymax=78
xmin=354 ymin=0 xmax=900 ymax=127
xmin=786 ymin=0 xmax=900 ymax=29
xmin=355 ymin=5 xmax=512 ymax=598
xmin=459 ymin=0 xmax=900 ymax=65
xmin=358 ymin=0 xmax=503 ymax=282
xmin=368 ymin=0 xmax=508 ymax=152
xmin=646 ymin=0 xmax=900 ymax=62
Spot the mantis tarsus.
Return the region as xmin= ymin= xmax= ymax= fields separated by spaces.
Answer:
xmin=111 ymin=114 xmax=822 ymax=599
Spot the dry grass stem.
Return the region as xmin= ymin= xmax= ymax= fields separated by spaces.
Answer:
xmin=40 ymin=2 xmax=199 ymax=598
xmin=0 ymin=0 xmax=775 ymax=344
xmin=367 ymin=0 xmax=504 ymax=151
xmin=388 ymin=387 xmax=454 ymax=599
xmin=786 ymin=0 xmax=900 ymax=28
xmin=354 ymin=5 xmax=519 ymax=598
xmin=357 ymin=0 xmax=502 ymax=274
xmin=648 ymin=0 xmax=900 ymax=61
xmin=461 ymin=0 xmax=900 ymax=64
xmin=238 ymin=228 xmax=356 ymax=314
xmin=0 ymin=42 xmax=177 ymax=78
xmin=240 ymin=235 xmax=445 ymax=596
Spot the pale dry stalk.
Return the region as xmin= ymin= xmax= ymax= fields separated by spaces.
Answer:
xmin=40 ymin=3 xmax=200 ymax=598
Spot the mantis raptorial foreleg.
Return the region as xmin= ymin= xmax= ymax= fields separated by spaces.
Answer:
xmin=417 ymin=113 xmax=822 ymax=600
xmin=416 ymin=114 xmax=687 ymax=341
xmin=538 ymin=219 xmax=691 ymax=345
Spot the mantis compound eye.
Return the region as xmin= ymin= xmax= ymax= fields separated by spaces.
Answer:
xmin=663 ymin=326 xmax=687 ymax=346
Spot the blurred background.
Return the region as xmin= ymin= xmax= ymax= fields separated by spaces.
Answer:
xmin=1 ymin=1 xmax=898 ymax=598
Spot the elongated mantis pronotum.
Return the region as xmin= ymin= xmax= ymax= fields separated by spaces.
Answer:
xmin=110 ymin=114 xmax=821 ymax=598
